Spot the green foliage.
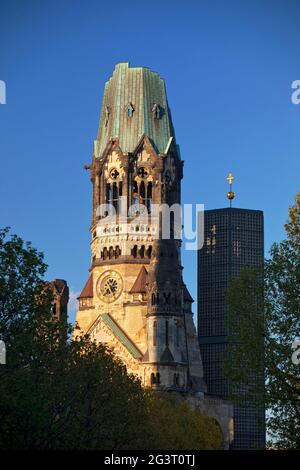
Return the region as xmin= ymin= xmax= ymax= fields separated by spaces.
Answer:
xmin=0 ymin=228 xmax=221 ymax=450
xmin=147 ymin=393 xmax=222 ymax=450
xmin=224 ymin=193 xmax=300 ymax=449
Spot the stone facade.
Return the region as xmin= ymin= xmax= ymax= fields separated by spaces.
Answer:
xmin=75 ymin=63 xmax=233 ymax=447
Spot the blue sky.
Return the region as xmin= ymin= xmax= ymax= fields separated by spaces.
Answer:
xmin=1 ymin=0 xmax=299 ymax=324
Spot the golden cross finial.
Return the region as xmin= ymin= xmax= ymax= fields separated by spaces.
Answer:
xmin=227 ymin=172 xmax=234 ymax=185
xmin=226 ymin=172 xmax=235 ymax=207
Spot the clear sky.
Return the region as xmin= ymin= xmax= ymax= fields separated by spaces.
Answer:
xmin=1 ymin=0 xmax=299 ymax=324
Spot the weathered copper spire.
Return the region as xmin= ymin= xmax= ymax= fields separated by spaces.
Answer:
xmin=95 ymin=62 xmax=176 ymax=156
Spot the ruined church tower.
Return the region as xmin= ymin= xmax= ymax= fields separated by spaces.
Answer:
xmin=75 ymin=62 xmax=206 ymax=392
xmin=75 ymin=63 xmax=233 ymax=447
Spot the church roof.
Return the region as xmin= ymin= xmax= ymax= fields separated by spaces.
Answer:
xmin=101 ymin=313 xmax=142 ymax=360
xmin=183 ymin=284 xmax=194 ymax=303
xmin=78 ymin=275 xmax=93 ymax=299
xmin=96 ymin=62 xmax=176 ymax=156
xmin=129 ymin=266 xmax=148 ymax=294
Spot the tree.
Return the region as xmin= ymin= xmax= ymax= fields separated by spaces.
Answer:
xmin=0 ymin=228 xmax=221 ymax=450
xmin=147 ymin=393 xmax=222 ymax=450
xmin=224 ymin=193 xmax=300 ymax=449
xmin=0 ymin=228 xmax=150 ymax=449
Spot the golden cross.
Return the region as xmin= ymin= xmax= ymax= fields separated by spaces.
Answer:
xmin=227 ymin=172 xmax=234 ymax=185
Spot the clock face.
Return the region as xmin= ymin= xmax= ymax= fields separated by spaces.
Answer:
xmin=97 ymin=270 xmax=123 ymax=303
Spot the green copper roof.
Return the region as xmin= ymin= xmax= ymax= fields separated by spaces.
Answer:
xmin=96 ymin=62 xmax=175 ymax=156
xmin=101 ymin=313 xmax=142 ymax=360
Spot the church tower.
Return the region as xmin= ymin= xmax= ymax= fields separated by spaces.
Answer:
xmin=75 ymin=63 xmax=206 ymax=392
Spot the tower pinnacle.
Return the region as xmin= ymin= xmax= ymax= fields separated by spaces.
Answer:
xmin=227 ymin=172 xmax=235 ymax=207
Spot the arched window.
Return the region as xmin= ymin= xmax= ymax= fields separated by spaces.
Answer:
xmin=140 ymin=245 xmax=145 ymax=258
xmin=170 ymin=211 xmax=174 ymax=239
xmin=132 ymin=245 xmax=137 ymax=258
xmin=118 ymin=182 xmax=123 ymax=213
xmin=109 ymin=246 xmax=114 ymax=259
xmin=147 ymin=245 xmax=152 ymax=258
xmin=152 ymin=103 xmax=160 ymax=119
xmin=150 ymin=373 xmax=156 ymax=386
xmin=153 ymin=321 xmax=157 ymax=346
xmin=112 ymin=182 xmax=118 ymax=212
xmin=132 ymin=180 xmax=138 ymax=205
xmin=147 ymin=182 xmax=152 ymax=213
xmin=115 ymin=246 xmax=121 ymax=258
xmin=127 ymin=103 xmax=134 ymax=117
xmin=140 ymin=180 xmax=146 ymax=207
xmin=106 ymin=183 xmax=112 ymax=204
xmin=103 ymin=247 xmax=108 ymax=260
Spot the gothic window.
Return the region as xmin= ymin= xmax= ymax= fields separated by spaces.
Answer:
xmin=140 ymin=180 xmax=146 ymax=206
xmin=140 ymin=245 xmax=145 ymax=258
xmin=106 ymin=178 xmax=122 ymax=215
xmin=147 ymin=182 xmax=152 ymax=213
xmin=150 ymin=373 xmax=160 ymax=386
xmin=106 ymin=183 xmax=112 ymax=204
xmin=115 ymin=245 xmax=121 ymax=258
xmin=127 ymin=103 xmax=134 ymax=117
xmin=132 ymin=245 xmax=137 ymax=258
xmin=110 ymin=168 xmax=119 ymax=179
xmin=152 ymin=103 xmax=160 ymax=119
xmin=132 ymin=180 xmax=138 ymax=205
xmin=170 ymin=211 xmax=174 ymax=239
xmin=153 ymin=321 xmax=157 ymax=346
xmin=109 ymin=246 xmax=114 ymax=259
xmin=138 ymin=167 xmax=148 ymax=178
xmin=112 ymin=182 xmax=118 ymax=211
xmin=165 ymin=320 xmax=169 ymax=347
xmin=132 ymin=173 xmax=152 ymax=213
